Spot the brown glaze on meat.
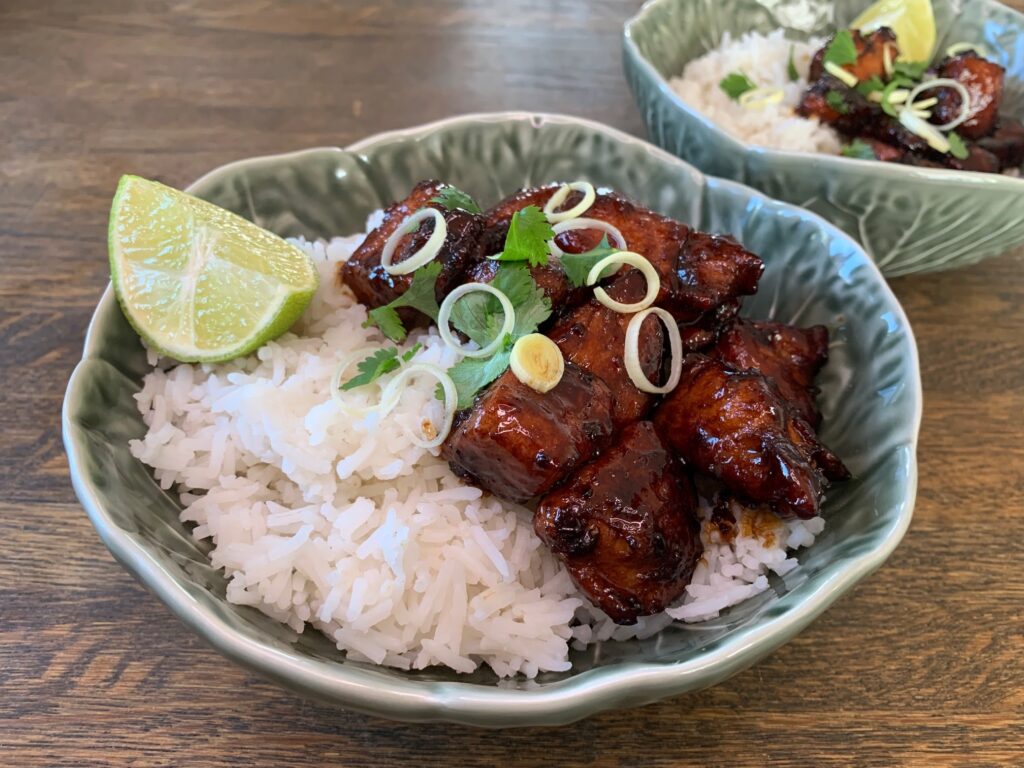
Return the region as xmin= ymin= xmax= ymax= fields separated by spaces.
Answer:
xmin=547 ymin=271 xmax=664 ymax=429
xmin=465 ymin=258 xmax=584 ymax=310
xmin=483 ymin=185 xmax=762 ymax=326
xmin=534 ymin=422 xmax=703 ymax=623
xmin=442 ymin=363 xmax=614 ymax=504
xmin=977 ymin=118 xmax=1024 ymax=169
xmin=809 ymin=28 xmax=899 ymax=84
xmin=932 ymin=52 xmax=1005 ymax=140
xmin=653 ymin=356 xmax=849 ymax=519
xmin=339 ymin=180 xmax=485 ymax=323
xmin=714 ymin=319 xmax=830 ymax=427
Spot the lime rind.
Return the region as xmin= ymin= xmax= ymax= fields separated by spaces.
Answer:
xmin=108 ymin=175 xmax=319 ymax=363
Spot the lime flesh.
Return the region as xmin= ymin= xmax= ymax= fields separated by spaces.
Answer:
xmin=109 ymin=175 xmax=319 ymax=362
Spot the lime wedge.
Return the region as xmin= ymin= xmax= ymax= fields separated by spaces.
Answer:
xmin=852 ymin=0 xmax=936 ymax=63
xmin=109 ymin=175 xmax=319 ymax=363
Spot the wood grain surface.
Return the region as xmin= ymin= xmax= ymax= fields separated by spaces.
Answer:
xmin=2 ymin=1 xmax=1023 ymax=765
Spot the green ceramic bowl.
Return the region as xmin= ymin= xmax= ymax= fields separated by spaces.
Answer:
xmin=623 ymin=0 xmax=1024 ymax=276
xmin=63 ymin=113 xmax=921 ymax=726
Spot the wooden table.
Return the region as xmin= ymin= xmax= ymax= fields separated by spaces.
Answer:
xmin=3 ymin=1 xmax=1022 ymax=764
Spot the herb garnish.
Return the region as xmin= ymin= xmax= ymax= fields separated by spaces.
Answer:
xmin=823 ymin=29 xmax=857 ymax=67
xmin=892 ymin=60 xmax=928 ymax=81
xmin=947 ymin=131 xmax=969 ymax=160
xmin=493 ymin=205 xmax=555 ymax=267
xmin=363 ymin=261 xmax=442 ymax=342
xmin=825 ymin=91 xmax=849 ymax=114
xmin=878 ymin=80 xmax=905 ymax=117
xmin=431 ymin=186 xmax=482 ymax=214
xmin=340 ymin=344 xmax=422 ymax=390
xmin=856 ymin=75 xmax=885 ymax=96
xmin=787 ymin=45 xmax=799 ymax=82
xmin=445 ymin=265 xmax=552 ymax=407
xmin=719 ymin=71 xmax=757 ymax=101
xmin=840 ymin=139 xmax=877 ymax=159
xmin=559 ymin=235 xmax=620 ymax=288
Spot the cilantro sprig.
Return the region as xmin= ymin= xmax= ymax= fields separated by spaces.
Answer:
xmin=825 ymin=90 xmax=849 ymax=114
xmin=431 ymin=186 xmax=481 ymax=214
xmin=840 ymin=139 xmax=877 ymax=160
xmin=493 ymin=205 xmax=554 ymax=267
xmin=947 ymin=131 xmax=969 ymax=160
xmin=719 ymin=71 xmax=756 ymax=101
xmin=363 ymin=261 xmax=442 ymax=342
xmin=559 ymin=235 xmax=619 ymax=288
xmin=823 ymin=29 xmax=857 ymax=68
xmin=340 ymin=344 xmax=421 ymax=390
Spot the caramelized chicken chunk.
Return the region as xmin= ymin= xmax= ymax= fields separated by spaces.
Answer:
xmin=547 ymin=271 xmax=664 ymax=429
xmin=977 ymin=118 xmax=1024 ymax=170
xmin=339 ymin=180 xmax=485 ymax=322
xmin=809 ymin=28 xmax=899 ymax=84
xmin=714 ymin=319 xmax=830 ymax=427
xmin=534 ymin=421 xmax=702 ymax=623
xmin=484 ymin=186 xmax=762 ymax=326
xmin=932 ymin=52 xmax=1005 ymax=140
xmin=653 ymin=356 xmax=848 ymax=519
xmin=442 ymin=364 xmax=614 ymax=503
xmin=464 ymin=258 xmax=584 ymax=310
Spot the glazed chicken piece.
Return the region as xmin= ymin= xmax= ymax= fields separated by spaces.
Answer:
xmin=547 ymin=271 xmax=664 ymax=429
xmin=713 ymin=319 xmax=830 ymax=427
xmin=653 ymin=356 xmax=849 ymax=519
xmin=534 ymin=421 xmax=703 ymax=624
xmin=809 ymin=27 xmax=899 ymax=84
xmin=977 ymin=118 xmax=1024 ymax=169
xmin=442 ymin=363 xmax=614 ymax=503
xmin=484 ymin=185 xmax=763 ymax=331
xmin=464 ymin=258 xmax=585 ymax=310
xmin=339 ymin=180 xmax=485 ymax=322
xmin=931 ymin=51 xmax=1005 ymax=140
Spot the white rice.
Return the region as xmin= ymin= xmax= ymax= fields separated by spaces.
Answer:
xmin=669 ymin=30 xmax=843 ymax=154
xmin=129 ymin=218 xmax=825 ymax=677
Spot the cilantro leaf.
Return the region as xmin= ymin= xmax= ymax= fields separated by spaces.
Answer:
xmin=362 ymin=261 xmax=442 ymax=341
xmin=787 ymin=44 xmax=799 ymax=82
xmin=826 ymin=90 xmax=849 ymax=114
xmin=823 ymin=29 xmax=857 ymax=67
xmin=449 ymin=265 xmax=552 ymax=347
xmin=559 ymin=235 xmax=620 ymax=288
xmin=893 ymin=60 xmax=928 ymax=81
xmin=431 ymin=186 xmax=481 ymax=214
xmin=494 ymin=205 xmax=554 ymax=267
xmin=340 ymin=348 xmax=400 ymax=390
xmin=947 ymin=131 xmax=969 ymax=160
xmin=719 ymin=71 xmax=756 ymax=100
xmin=841 ymin=139 xmax=877 ymax=159
xmin=856 ymin=75 xmax=884 ymax=96
xmin=447 ymin=338 xmax=514 ymax=409
xmin=401 ymin=343 xmax=423 ymax=362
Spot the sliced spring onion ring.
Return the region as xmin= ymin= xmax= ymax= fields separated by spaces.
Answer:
xmin=824 ymin=60 xmax=859 ymax=88
xmin=906 ymin=78 xmax=971 ymax=130
xmin=509 ymin=333 xmax=564 ymax=393
xmin=946 ymin=41 xmax=991 ymax=58
xmin=586 ymin=252 xmax=659 ymax=313
xmin=543 ymin=181 xmax=596 ymax=223
xmin=437 ymin=282 xmax=515 ymax=359
xmin=547 ymin=216 xmax=627 ymax=259
xmin=870 ymin=87 xmax=909 ymax=104
xmin=882 ymin=43 xmax=895 ymax=78
xmin=738 ymin=87 xmax=784 ymax=109
xmin=378 ymin=363 xmax=457 ymax=449
xmin=899 ymin=109 xmax=951 ymax=153
xmin=624 ymin=308 xmax=682 ymax=395
xmin=911 ymin=96 xmax=938 ymax=110
xmin=380 ymin=207 xmax=447 ymax=276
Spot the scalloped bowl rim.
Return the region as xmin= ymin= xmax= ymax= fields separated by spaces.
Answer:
xmin=622 ymin=0 xmax=1024 ymax=189
xmin=63 ymin=111 xmax=922 ymax=726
